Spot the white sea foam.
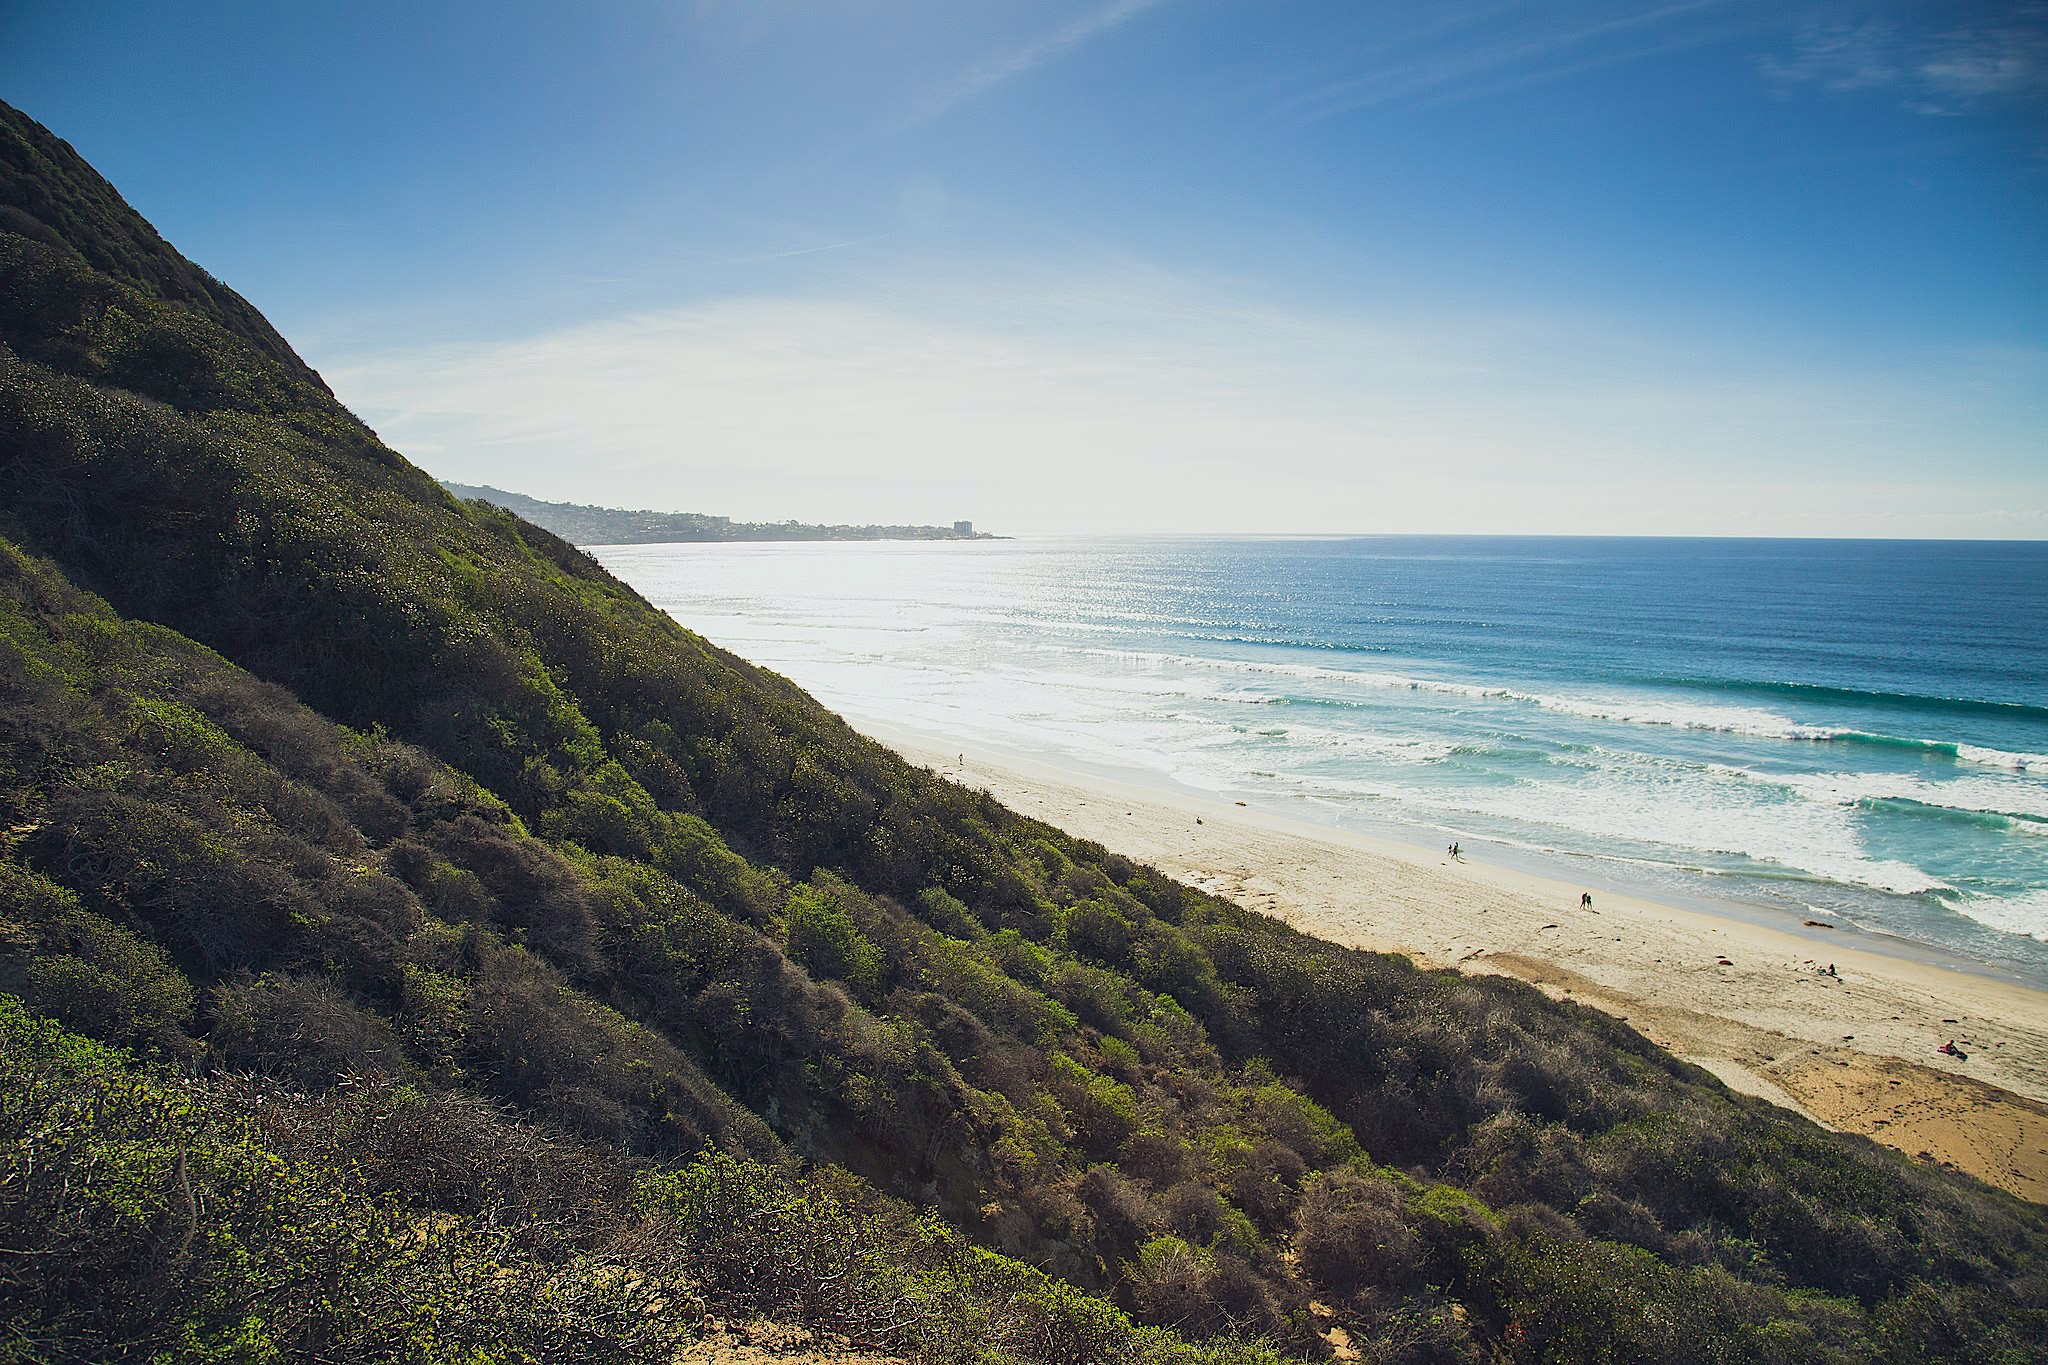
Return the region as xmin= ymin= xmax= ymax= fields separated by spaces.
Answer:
xmin=785 ymin=637 xmax=2043 ymax=894
xmin=1777 ymin=770 xmax=2048 ymax=825
xmin=1265 ymin=725 xmax=1463 ymax=763
xmin=1215 ymin=747 xmax=1957 ymax=899
xmin=1956 ymin=744 xmax=2048 ymax=772
xmin=1946 ymin=888 xmax=2048 ymax=942
xmin=1055 ymin=647 xmax=2048 ymax=770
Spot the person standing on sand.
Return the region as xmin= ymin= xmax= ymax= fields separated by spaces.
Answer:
xmin=1580 ymin=892 xmax=1593 ymax=908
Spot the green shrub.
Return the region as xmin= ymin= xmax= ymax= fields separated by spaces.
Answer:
xmin=0 ymin=863 xmax=194 ymax=1057
xmin=783 ymin=881 xmax=884 ymax=998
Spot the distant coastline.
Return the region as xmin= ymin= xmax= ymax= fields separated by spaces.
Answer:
xmin=443 ymin=481 xmax=1002 ymax=545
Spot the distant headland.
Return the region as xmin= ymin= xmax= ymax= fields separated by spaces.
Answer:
xmin=443 ymin=482 xmax=1002 ymax=545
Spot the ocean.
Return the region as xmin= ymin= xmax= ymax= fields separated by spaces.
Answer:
xmin=595 ymin=536 xmax=2048 ymax=981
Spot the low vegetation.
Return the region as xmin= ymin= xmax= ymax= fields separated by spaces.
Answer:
xmin=2 ymin=99 xmax=2045 ymax=1361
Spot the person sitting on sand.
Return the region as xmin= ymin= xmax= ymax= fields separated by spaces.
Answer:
xmin=1939 ymin=1040 xmax=1968 ymax=1060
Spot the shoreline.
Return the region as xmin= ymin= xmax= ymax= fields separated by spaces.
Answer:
xmin=853 ymin=714 xmax=2048 ymax=1204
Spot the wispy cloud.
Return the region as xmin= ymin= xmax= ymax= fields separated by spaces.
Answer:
xmin=1275 ymin=0 xmax=1758 ymax=126
xmin=903 ymin=0 xmax=1169 ymax=126
xmin=1762 ymin=5 xmax=2048 ymax=115
xmin=1759 ymin=20 xmax=1900 ymax=93
xmin=696 ymin=234 xmax=897 ymax=266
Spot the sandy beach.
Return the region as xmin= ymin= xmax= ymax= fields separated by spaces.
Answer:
xmin=860 ymin=718 xmax=2048 ymax=1204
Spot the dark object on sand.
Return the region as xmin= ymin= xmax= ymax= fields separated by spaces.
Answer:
xmin=1938 ymin=1040 xmax=1968 ymax=1061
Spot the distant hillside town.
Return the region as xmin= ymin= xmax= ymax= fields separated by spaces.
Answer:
xmin=443 ymin=482 xmax=999 ymax=546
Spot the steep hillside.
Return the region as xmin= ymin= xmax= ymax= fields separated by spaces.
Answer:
xmin=3 ymin=99 xmax=2047 ymax=1363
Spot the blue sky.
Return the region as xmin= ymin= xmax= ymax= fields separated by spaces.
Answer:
xmin=4 ymin=0 xmax=2044 ymax=535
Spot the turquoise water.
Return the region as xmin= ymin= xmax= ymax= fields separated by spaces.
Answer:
xmin=597 ymin=537 xmax=2048 ymax=980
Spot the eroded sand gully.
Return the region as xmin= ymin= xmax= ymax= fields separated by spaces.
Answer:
xmin=864 ymin=722 xmax=2048 ymax=1204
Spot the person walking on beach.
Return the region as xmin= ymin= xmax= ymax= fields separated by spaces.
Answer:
xmin=1580 ymin=892 xmax=1593 ymax=908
